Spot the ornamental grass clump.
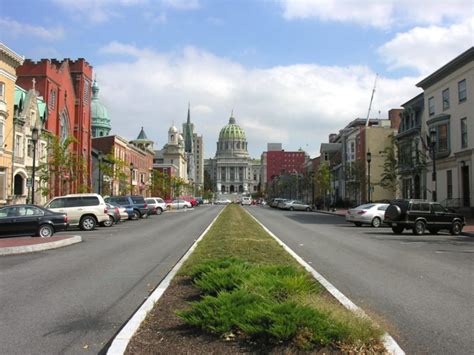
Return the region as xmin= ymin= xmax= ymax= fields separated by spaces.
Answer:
xmin=177 ymin=258 xmax=367 ymax=349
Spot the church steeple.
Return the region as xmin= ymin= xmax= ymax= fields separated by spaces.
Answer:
xmin=183 ymin=102 xmax=193 ymax=153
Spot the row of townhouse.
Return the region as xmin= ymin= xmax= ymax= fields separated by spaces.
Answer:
xmin=319 ymin=47 xmax=473 ymax=213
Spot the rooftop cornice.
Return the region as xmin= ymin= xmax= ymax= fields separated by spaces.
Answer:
xmin=0 ymin=42 xmax=24 ymax=66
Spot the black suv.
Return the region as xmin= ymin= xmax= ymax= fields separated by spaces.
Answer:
xmin=105 ymin=195 xmax=149 ymax=220
xmin=384 ymin=199 xmax=465 ymax=235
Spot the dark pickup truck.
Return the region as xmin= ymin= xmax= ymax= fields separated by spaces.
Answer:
xmin=384 ymin=199 xmax=465 ymax=235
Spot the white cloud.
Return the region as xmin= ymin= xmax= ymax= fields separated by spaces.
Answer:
xmin=279 ymin=0 xmax=472 ymax=28
xmin=161 ymin=0 xmax=200 ymax=10
xmin=0 ymin=17 xmax=65 ymax=41
xmin=378 ymin=19 xmax=473 ymax=75
xmin=96 ymin=42 xmax=421 ymax=158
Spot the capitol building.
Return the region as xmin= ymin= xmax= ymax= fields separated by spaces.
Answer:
xmin=204 ymin=114 xmax=261 ymax=196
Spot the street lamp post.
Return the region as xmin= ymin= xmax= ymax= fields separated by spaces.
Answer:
xmin=130 ymin=162 xmax=134 ymax=195
xmin=429 ymin=128 xmax=437 ymax=202
xmin=366 ymin=151 xmax=372 ymax=203
xmin=31 ymin=127 xmax=39 ymax=205
xmin=98 ymin=151 xmax=103 ymax=195
xmin=311 ymin=172 xmax=315 ymax=210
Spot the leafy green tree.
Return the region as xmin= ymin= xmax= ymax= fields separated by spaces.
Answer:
xmin=38 ymin=133 xmax=88 ymax=197
xmin=315 ymin=162 xmax=331 ymax=209
xmin=98 ymin=153 xmax=129 ymax=196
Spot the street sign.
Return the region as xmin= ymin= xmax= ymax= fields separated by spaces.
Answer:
xmin=26 ymin=178 xmax=32 ymax=188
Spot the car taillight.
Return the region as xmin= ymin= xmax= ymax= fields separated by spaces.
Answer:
xmin=104 ymin=208 xmax=108 ymax=214
xmin=144 ymin=203 xmax=148 ymax=208
xmin=357 ymin=211 xmax=367 ymax=215
xmin=115 ymin=208 xmax=119 ymax=214
xmin=64 ymin=215 xmax=68 ymax=223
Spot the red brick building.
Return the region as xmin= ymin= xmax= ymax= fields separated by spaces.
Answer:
xmin=265 ymin=146 xmax=306 ymax=181
xmin=16 ymin=58 xmax=93 ymax=196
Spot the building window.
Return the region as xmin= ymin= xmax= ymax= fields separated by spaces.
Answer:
xmin=60 ymin=111 xmax=69 ymax=144
xmin=438 ymin=124 xmax=448 ymax=152
xmin=428 ymin=97 xmax=435 ymax=116
xmin=461 ymin=118 xmax=468 ymax=148
xmin=446 ymin=170 xmax=453 ymax=199
xmin=84 ymin=80 xmax=90 ymax=103
xmin=15 ymin=134 xmax=23 ymax=158
xmin=0 ymin=82 xmax=5 ymax=98
xmin=27 ymin=139 xmax=34 ymax=158
xmin=442 ymin=88 xmax=449 ymax=110
xmin=50 ymin=89 xmax=56 ymax=109
xmin=458 ymin=79 xmax=466 ymax=102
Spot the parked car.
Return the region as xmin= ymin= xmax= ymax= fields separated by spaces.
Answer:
xmin=280 ymin=200 xmax=312 ymax=211
xmin=241 ymin=196 xmax=252 ymax=206
xmin=214 ymin=198 xmax=231 ymax=205
xmin=108 ymin=202 xmax=130 ymax=221
xmin=276 ymin=199 xmax=289 ymax=209
xmin=384 ymin=199 xmax=465 ymax=235
xmin=346 ymin=203 xmax=389 ymax=228
xmin=167 ymin=199 xmax=192 ymax=209
xmin=269 ymin=198 xmax=286 ymax=208
xmin=0 ymin=204 xmax=68 ymax=238
xmin=103 ymin=203 xmax=121 ymax=227
xmin=145 ymin=197 xmax=167 ymax=215
xmin=45 ymin=193 xmax=109 ymax=231
xmin=105 ymin=195 xmax=149 ymax=219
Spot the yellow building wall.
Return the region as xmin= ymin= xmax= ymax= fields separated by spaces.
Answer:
xmin=0 ymin=44 xmax=24 ymax=204
xmin=365 ymin=127 xmax=398 ymax=202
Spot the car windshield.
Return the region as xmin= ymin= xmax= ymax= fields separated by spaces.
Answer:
xmin=145 ymin=199 xmax=155 ymax=204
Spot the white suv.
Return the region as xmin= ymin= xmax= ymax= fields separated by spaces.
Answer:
xmin=45 ymin=193 xmax=109 ymax=231
xmin=145 ymin=197 xmax=167 ymax=215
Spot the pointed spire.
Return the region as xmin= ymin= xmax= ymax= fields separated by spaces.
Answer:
xmin=137 ymin=126 xmax=148 ymax=140
xmin=229 ymin=109 xmax=236 ymax=124
xmin=187 ymin=102 xmax=191 ymax=124
xmin=92 ymin=78 xmax=99 ymax=99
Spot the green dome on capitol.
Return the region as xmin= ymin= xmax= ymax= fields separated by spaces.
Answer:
xmin=219 ymin=115 xmax=246 ymax=140
xmin=91 ymin=79 xmax=111 ymax=137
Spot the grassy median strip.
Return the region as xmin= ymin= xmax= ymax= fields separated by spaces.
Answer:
xmin=177 ymin=204 xmax=384 ymax=351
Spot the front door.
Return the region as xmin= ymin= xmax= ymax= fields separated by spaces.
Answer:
xmin=461 ymin=166 xmax=470 ymax=207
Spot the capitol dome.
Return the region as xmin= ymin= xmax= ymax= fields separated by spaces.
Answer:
xmin=216 ymin=114 xmax=248 ymax=157
xmin=91 ymin=80 xmax=111 ymax=137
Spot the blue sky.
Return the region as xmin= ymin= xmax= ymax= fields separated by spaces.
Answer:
xmin=1 ymin=0 xmax=472 ymax=158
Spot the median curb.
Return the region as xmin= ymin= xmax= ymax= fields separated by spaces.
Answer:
xmin=106 ymin=208 xmax=225 ymax=355
xmin=244 ymin=209 xmax=405 ymax=355
xmin=0 ymin=235 xmax=82 ymax=256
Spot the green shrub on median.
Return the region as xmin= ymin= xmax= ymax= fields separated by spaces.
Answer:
xmin=177 ymin=205 xmax=384 ymax=350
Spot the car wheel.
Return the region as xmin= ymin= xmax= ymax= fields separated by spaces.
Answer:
xmin=38 ymin=224 xmax=54 ymax=238
xmin=371 ymin=217 xmax=382 ymax=228
xmin=354 ymin=222 xmax=362 ymax=227
xmin=413 ymin=220 xmax=426 ymax=235
xmin=102 ymin=216 xmax=114 ymax=227
xmin=306 ymin=207 xmax=311 ymax=212
xmin=450 ymin=221 xmax=463 ymax=236
xmin=290 ymin=207 xmax=294 ymax=211
xmin=132 ymin=210 xmax=140 ymax=220
xmin=141 ymin=212 xmax=148 ymax=219
xmin=392 ymin=226 xmax=404 ymax=234
xmin=184 ymin=205 xmax=188 ymax=209
xmin=428 ymin=228 xmax=439 ymax=235
xmin=156 ymin=207 xmax=163 ymax=215
xmin=80 ymin=216 xmax=96 ymax=231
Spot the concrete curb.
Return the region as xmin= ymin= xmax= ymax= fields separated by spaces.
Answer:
xmin=0 ymin=235 xmax=82 ymax=256
xmin=106 ymin=207 xmax=225 ymax=355
xmin=244 ymin=209 xmax=405 ymax=355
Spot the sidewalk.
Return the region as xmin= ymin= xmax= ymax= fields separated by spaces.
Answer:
xmin=314 ymin=208 xmax=474 ymax=237
xmin=0 ymin=235 xmax=82 ymax=256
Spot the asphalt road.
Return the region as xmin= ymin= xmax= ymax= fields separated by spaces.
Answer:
xmin=0 ymin=205 xmax=223 ymax=355
xmin=247 ymin=206 xmax=474 ymax=355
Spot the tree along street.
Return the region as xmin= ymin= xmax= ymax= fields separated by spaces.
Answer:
xmin=247 ymin=206 xmax=474 ymax=355
xmin=0 ymin=206 xmax=223 ymax=354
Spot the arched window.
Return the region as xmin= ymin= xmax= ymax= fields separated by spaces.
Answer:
xmin=221 ymin=185 xmax=226 ymax=193
xmin=14 ymin=174 xmax=24 ymax=195
xmin=230 ymin=185 xmax=235 ymax=193
xmin=60 ymin=111 xmax=70 ymax=144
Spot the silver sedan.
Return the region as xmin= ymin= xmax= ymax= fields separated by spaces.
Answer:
xmin=346 ymin=203 xmax=388 ymax=228
xmin=280 ymin=200 xmax=312 ymax=211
